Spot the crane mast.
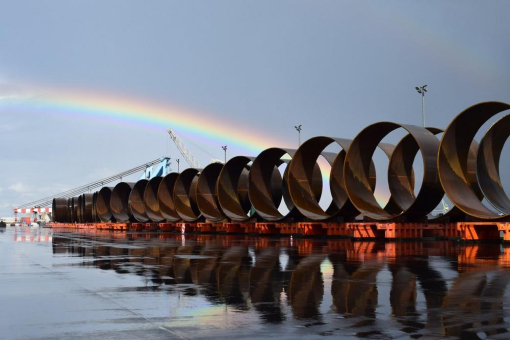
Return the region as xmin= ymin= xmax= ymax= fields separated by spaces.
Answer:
xmin=168 ymin=129 xmax=201 ymax=168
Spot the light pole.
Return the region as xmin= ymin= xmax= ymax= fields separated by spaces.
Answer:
xmin=415 ymin=85 xmax=427 ymax=127
xmin=222 ymin=145 xmax=227 ymax=163
xmin=294 ymin=125 xmax=302 ymax=146
xmin=176 ymin=159 xmax=180 ymax=173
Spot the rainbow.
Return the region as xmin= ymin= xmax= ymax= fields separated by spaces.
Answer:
xmin=0 ymin=83 xmax=393 ymax=205
xmin=0 ymin=84 xmax=289 ymax=156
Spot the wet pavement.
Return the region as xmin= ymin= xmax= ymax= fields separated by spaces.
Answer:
xmin=1 ymin=227 xmax=510 ymax=339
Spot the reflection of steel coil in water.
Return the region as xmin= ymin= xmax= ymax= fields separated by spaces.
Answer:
xmin=51 ymin=101 xmax=510 ymax=223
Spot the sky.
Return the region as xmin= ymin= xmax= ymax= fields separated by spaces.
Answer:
xmin=1 ymin=0 xmax=509 ymax=216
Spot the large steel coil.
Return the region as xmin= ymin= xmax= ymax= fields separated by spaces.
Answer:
xmin=71 ymin=197 xmax=79 ymax=223
xmin=287 ymin=137 xmax=375 ymax=221
xmin=249 ymin=147 xmax=319 ymax=221
xmin=52 ymin=101 xmax=510 ymax=223
xmin=92 ymin=191 xmax=99 ymax=223
xmin=476 ymin=114 xmax=510 ymax=216
xmin=217 ymin=156 xmax=254 ymax=222
xmin=67 ymin=199 xmax=73 ymax=223
xmin=129 ymin=179 xmax=150 ymax=222
xmin=344 ymin=123 xmax=442 ymax=221
xmin=96 ymin=187 xmax=115 ymax=222
xmin=143 ymin=176 xmax=165 ymax=222
xmin=81 ymin=193 xmax=94 ymax=223
xmin=52 ymin=198 xmax=69 ymax=222
xmin=174 ymin=168 xmax=202 ymax=222
xmin=196 ymin=162 xmax=225 ymax=222
xmin=157 ymin=173 xmax=181 ymax=222
xmin=438 ymin=101 xmax=510 ymax=220
xmin=110 ymin=182 xmax=135 ymax=222
xmin=77 ymin=195 xmax=83 ymax=223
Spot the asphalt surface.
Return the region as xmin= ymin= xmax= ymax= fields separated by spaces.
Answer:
xmin=1 ymin=226 xmax=510 ymax=339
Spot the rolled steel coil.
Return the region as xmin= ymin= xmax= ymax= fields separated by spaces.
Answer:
xmin=143 ymin=176 xmax=165 ymax=222
xmin=217 ymin=156 xmax=254 ymax=222
xmin=50 ymin=101 xmax=510 ymax=223
xmin=81 ymin=193 xmax=94 ymax=223
xmin=174 ymin=168 xmax=202 ymax=222
xmin=67 ymin=198 xmax=73 ymax=223
xmin=129 ymin=179 xmax=150 ymax=222
xmin=157 ymin=173 xmax=181 ymax=222
xmin=96 ymin=187 xmax=115 ymax=222
xmin=476 ymin=114 xmax=510 ymax=215
xmin=287 ymin=137 xmax=376 ymax=221
xmin=72 ymin=197 xmax=80 ymax=223
xmin=52 ymin=198 xmax=69 ymax=222
xmin=196 ymin=162 xmax=225 ymax=222
xmin=92 ymin=191 xmax=99 ymax=223
xmin=249 ymin=147 xmax=319 ymax=221
xmin=110 ymin=182 xmax=135 ymax=222
xmin=438 ymin=101 xmax=510 ymax=220
xmin=77 ymin=195 xmax=83 ymax=223
xmin=344 ymin=123 xmax=441 ymax=221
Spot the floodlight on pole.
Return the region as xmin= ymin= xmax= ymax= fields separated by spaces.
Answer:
xmin=415 ymin=85 xmax=427 ymax=127
xmin=294 ymin=125 xmax=302 ymax=146
xmin=222 ymin=145 xmax=227 ymax=163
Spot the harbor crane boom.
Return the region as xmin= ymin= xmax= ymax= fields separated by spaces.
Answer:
xmin=168 ymin=129 xmax=200 ymax=168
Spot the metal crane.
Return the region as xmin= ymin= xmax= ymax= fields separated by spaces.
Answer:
xmin=168 ymin=129 xmax=201 ymax=168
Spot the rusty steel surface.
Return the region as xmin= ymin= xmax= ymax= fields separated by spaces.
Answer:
xmin=196 ymin=162 xmax=225 ymax=222
xmin=388 ymin=127 xmax=441 ymax=212
xmin=67 ymin=198 xmax=74 ymax=223
xmin=217 ymin=156 xmax=254 ymax=221
xmin=477 ymin=114 xmax=510 ymax=215
xmin=52 ymin=198 xmax=69 ymax=223
xmin=174 ymin=168 xmax=202 ymax=222
xmin=287 ymin=137 xmax=363 ymax=221
xmin=248 ymin=148 xmax=290 ymax=221
xmin=82 ymin=193 xmax=94 ymax=223
xmin=143 ymin=176 xmax=164 ymax=222
xmin=157 ymin=173 xmax=181 ymax=222
xmin=438 ymin=101 xmax=510 ymax=220
xmin=129 ymin=179 xmax=150 ymax=222
xmin=72 ymin=196 xmax=80 ymax=223
xmin=110 ymin=182 xmax=135 ymax=222
xmin=344 ymin=123 xmax=443 ymax=221
xmin=96 ymin=187 xmax=115 ymax=222
xmin=77 ymin=195 xmax=83 ymax=223
xmin=53 ymin=101 xmax=510 ymax=223
xmin=92 ymin=191 xmax=99 ymax=223
xmin=248 ymin=147 xmax=321 ymax=221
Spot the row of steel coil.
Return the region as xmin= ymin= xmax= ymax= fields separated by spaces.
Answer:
xmin=52 ymin=101 xmax=510 ymax=223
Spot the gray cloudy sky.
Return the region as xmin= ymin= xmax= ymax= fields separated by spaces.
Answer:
xmin=1 ymin=1 xmax=509 ymax=216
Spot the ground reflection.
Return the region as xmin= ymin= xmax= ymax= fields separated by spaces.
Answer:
xmin=51 ymin=231 xmax=510 ymax=338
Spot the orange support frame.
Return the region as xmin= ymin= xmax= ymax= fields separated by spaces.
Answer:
xmin=457 ymin=222 xmax=501 ymax=241
xmin=47 ymin=220 xmax=510 ymax=242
